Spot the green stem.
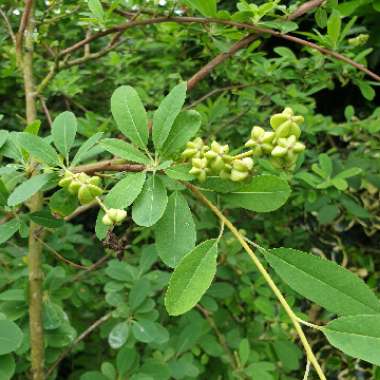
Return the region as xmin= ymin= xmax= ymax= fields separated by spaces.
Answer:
xmin=187 ymin=183 xmax=326 ymax=380
xmin=232 ymin=149 xmax=255 ymax=160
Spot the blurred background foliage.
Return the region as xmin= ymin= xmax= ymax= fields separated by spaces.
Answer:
xmin=0 ymin=0 xmax=379 ymax=379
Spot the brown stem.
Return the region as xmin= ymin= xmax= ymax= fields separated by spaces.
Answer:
xmin=46 ymin=313 xmax=112 ymax=378
xmin=187 ymin=34 xmax=258 ymax=91
xmin=72 ymin=159 xmax=145 ymax=174
xmin=288 ymin=0 xmax=324 ymax=20
xmin=59 ymin=15 xmax=380 ymax=82
xmin=18 ymin=2 xmax=45 ymax=379
xmin=0 ymin=7 xmax=16 ymax=45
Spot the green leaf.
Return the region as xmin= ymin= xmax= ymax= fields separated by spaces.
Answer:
xmin=101 ymin=138 xmax=150 ymax=164
xmin=17 ymin=133 xmax=60 ymax=166
xmin=111 ymin=86 xmax=148 ymax=150
xmin=161 ymin=110 xmax=201 ymax=157
xmin=0 ymin=219 xmax=19 ymax=245
xmin=132 ymin=175 xmax=168 ymax=227
xmin=132 ymin=319 xmax=168 ymax=344
xmin=104 ymin=172 xmax=146 ymax=209
xmin=8 ymin=173 xmax=54 ymax=207
xmin=323 ymin=315 xmax=380 ymax=365
xmin=327 ymin=10 xmax=341 ymax=48
xmin=164 ymin=164 xmax=195 ymax=181
xmin=153 ymin=82 xmax=187 ymax=151
xmin=0 ymin=354 xmax=15 ymax=380
xmin=81 ymin=372 xmax=108 ymax=380
xmin=95 ymin=209 xmax=109 ymax=240
xmin=155 ymin=192 xmax=196 ymax=268
xmin=49 ymin=189 xmax=78 ymax=217
xmin=224 ymin=175 xmax=291 ymax=213
xmin=29 ymin=210 xmax=64 ymax=228
xmin=0 ymin=320 xmax=23 ymax=355
xmin=239 ymin=339 xmax=250 ymax=366
xmin=357 ymin=81 xmax=375 ymax=100
xmin=51 ymin=111 xmax=77 ymax=160
xmin=182 ymin=0 xmax=217 ymax=16
xmin=88 ymin=0 xmax=104 ymax=20
xmin=71 ymin=132 xmax=103 ymax=166
xmin=165 ymin=239 xmax=218 ymax=316
xmin=0 ymin=130 xmax=9 ymax=150
xmin=264 ymin=248 xmax=380 ymax=316
xmin=108 ymin=322 xmax=130 ymax=349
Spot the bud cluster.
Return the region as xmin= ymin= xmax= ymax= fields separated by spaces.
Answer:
xmin=182 ymin=139 xmax=254 ymax=182
xmin=102 ymin=208 xmax=127 ymax=226
xmin=181 ymin=107 xmax=306 ymax=181
xmin=58 ymin=171 xmax=103 ymax=205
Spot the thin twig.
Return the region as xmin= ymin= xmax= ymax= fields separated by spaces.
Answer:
xmin=58 ymin=15 xmax=380 ymax=82
xmin=35 ymin=235 xmax=88 ymax=270
xmin=38 ymin=96 xmax=52 ymax=128
xmin=186 ymin=183 xmax=326 ymax=380
xmin=16 ymin=0 xmax=34 ymax=53
xmin=187 ymin=34 xmax=259 ymax=90
xmin=71 ymin=254 xmax=111 ymax=283
xmin=64 ymin=200 xmax=98 ymax=221
xmin=46 ymin=312 xmax=112 ymax=377
xmin=0 ymin=7 xmax=16 ymax=45
xmin=196 ymin=305 xmax=238 ymax=369
xmin=72 ymin=159 xmax=145 ymax=174
xmin=288 ymin=0 xmax=324 ymax=20
xmin=303 ymin=360 xmax=311 ymax=380
xmin=186 ymin=83 xmax=252 ymax=109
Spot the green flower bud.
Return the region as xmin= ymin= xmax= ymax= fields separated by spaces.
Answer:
xmin=78 ymin=185 xmax=94 ymax=205
xmin=233 ymin=157 xmax=254 ymax=172
xmin=102 ymin=213 xmax=113 ymax=226
xmin=89 ymin=176 xmax=102 ymax=187
xmin=192 ymin=157 xmax=208 ymax=169
xmin=87 ymin=184 xmax=103 ymax=197
xmin=108 ymin=208 xmax=127 ymax=224
xmin=182 ymin=138 xmax=209 ymax=160
xmin=210 ymin=156 xmax=226 ymax=173
xmin=78 ymin=172 xmax=90 ymax=183
xmin=270 ymin=108 xmax=304 ymax=138
xmin=271 ymin=146 xmax=287 ymax=157
xmin=68 ymin=180 xmax=81 ymax=195
xmin=245 ymin=127 xmax=275 ymax=156
xmin=230 ymin=169 xmax=249 ymax=182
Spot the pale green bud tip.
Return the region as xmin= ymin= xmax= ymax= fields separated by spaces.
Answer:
xmin=102 ymin=208 xmax=127 ymax=225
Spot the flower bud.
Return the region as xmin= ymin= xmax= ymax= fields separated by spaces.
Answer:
xmin=230 ymin=169 xmax=249 ymax=182
xmin=102 ymin=213 xmax=113 ymax=226
xmin=78 ymin=185 xmax=94 ymax=205
xmin=68 ymin=180 xmax=81 ymax=195
xmin=88 ymin=184 xmax=103 ymax=197
xmin=270 ymin=107 xmax=304 ymax=139
xmin=89 ymin=176 xmax=102 ymax=187
xmin=233 ymin=157 xmax=254 ymax=172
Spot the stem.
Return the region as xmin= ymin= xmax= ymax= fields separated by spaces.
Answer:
xmin=187 ymin=184 xmax=326 ymax=380
xmin=233 ymin=150 xmax=255 ymax=160
xmin=18 ymin=2 xmax=45 ymax=379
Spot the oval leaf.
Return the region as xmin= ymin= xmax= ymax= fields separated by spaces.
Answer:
xmin=155 ymin=192 xmax=196 ymax=268
xmin=0 ymin=218 xmax=20 ymax=245
xmin=52 ymin=111 xmax=77 ymax=159
xmin=264 ymin=248 xmax=380 ymax=316
xmin=132 ymin=175 xmax=168 ymax=227
xmin=161 ymin=110 xmax=201 ymax=157
xmin=0 ymin=320 xmax=23 ymax=355
xmin=17 ymin=132 xmax=60 ymax=166
xmin=105 ymin=172 xmax=146 ymax=209
xmin=165 ymin=239 xmax=218 ymax=316
xmin=0 ymin=354 xmax=15 ymax=380
xmin=71 ymin=132 xmax=103 ymax=166
xmin=224 ymin=175 xmax=291 ymax=212
xmin=152 ymin=82 xmax=187 ymax=151
xmin=101 ymin=138 xmax=150 ymax=164
xmin=111 ymin=86 xmax=148 ymax=149
xmin=108 ymin=322 xmax=130 ymax=349
xmin=8 ymin=173 xmax=54 ymax=207
xmin=323 ymin=315 xmax=380 ymax=366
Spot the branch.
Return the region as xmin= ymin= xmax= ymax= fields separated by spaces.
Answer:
xmin=187 ymin=34 xmax=258 ymax=91
xmin=288 ymin=0 xmax=324 ymax=20
xmin=16 ymin=0 xmax=34 ymax=53
xmin=0 ymin=7 xmax=16 ymax=45
xmin=46 ymin=312 xmax=112 ymax=377
xmin=72 ymin=159 xmax=145 ymax=174
xmin=59 ymin=15 xmax=380 ymax=82
xmin=187 ymin=183 xmax=326 ymax=380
